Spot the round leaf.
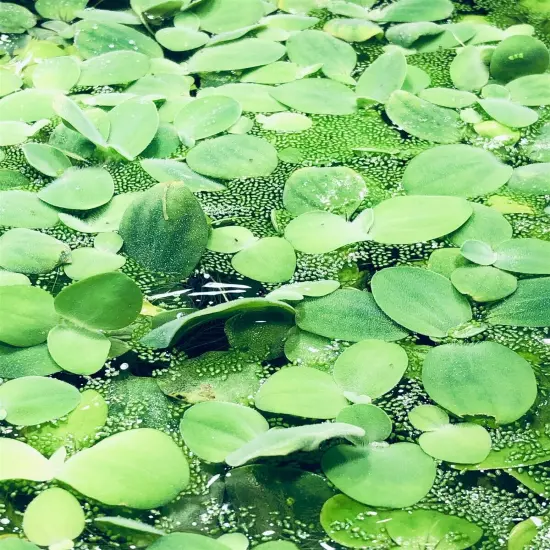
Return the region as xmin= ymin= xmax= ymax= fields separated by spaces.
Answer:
xmin=460 ymin=239 xmax=497 ymax=265
xmin=207 ymin=226 xmax=256 ymax=253
xmin=180 ymin=401 xmax=269 ymax=463
xmin=322 ymin=442 xmax=436 ymax=508
xmin=255 ymin=366 xmax=348 ymax=419
xmin=64 ymin=247 xmax=125 ymax=280
xmin=57 ymin=428 xmax=190 ymax=509
xmin=493 ymin=238 xmax=550 ymax=274
xmin=54 ymin=272 xmax=143 ymax=330
xmin=506 ymin=74 xmax=550 ymax=106
xmin=0 ymin=191 xmax=59 ymax=229
xmin=507 ymin=163 xmax=550 ymax=195
xmin=408 ymin=404 xmax=449 ymax=431
xmin=78 ymin=51 xmax=151 ymax=87
xmin=0 ymin=376 xmax=81 ymax=426
xmin=192 ymin=0 xmax=264 ymax=34
xmin=451 ymin=265 xmax=517 ymax=302
xmin=422 ymin=341 xmax=537 ymax=424
xmin=22 ymin=143 xmax=72 ymax=177
xmin=371 ymin=267 xmax=472 ymax=337
xmin=333 ymin=340 xmax=408 ymax=399
xmin=336 ymin=404 xmax=393 ymax=444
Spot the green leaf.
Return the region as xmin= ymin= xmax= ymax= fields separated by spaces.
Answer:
xmin=226 ymin=422 xmax=364 ymax=467
xmin=402 ymin=64 xmax=431 ymax=94
xmin=0 ymin=343 xmax=61 ymax=379
xmin=385 ymin=21 xmax=443 ymax=48
xmin=371 ymin=267 xmax=472 ymax=337
xmin=180 ymin=401 xmax=269 ymax=463
xmin=460 ymin=239 xmax=497 ymax=265
xmin=0 ymin=376 xmax=80 ymax=426
xmin=186 ymin=135 xmax=278 ymax=180
xmin=52 ymin=95 xmax=108 ymax=148
xmin=256 ymin=112 xmax=312 ymax=133
xmin=192 ymin=0 xmax=264 ymax=33
xmin=450 ymin=46 xmax=489 ymax=91
xmin=78 ymin=51 xmax=150 ymax=87
xmin=0 ymin=438 xmax=53 ymax=482
xmin=0 ymin=69 xmax=22 ymax=98
xmin=449 ymin=202 xmax=513 ymax=247
xmin=384 ymin=510 xmax=483 ymax=549
xmin=0 ymin=89 xmax=57 ymax=123
xmin=322 ymin=442 xmax=436 ymax=507
xmin=336 ymin=404 xmax=393 ymax=444
xmin=507 ymin=163 xmax=550 ymax=195
xmin=324 ymin=18 xmax=383 ymax=43
xmin=507 ymin=518 xmax=540 ymax=550
xmin=415 ymin=22 xmax=477 ymax=53
xmin=490 ymin=35 xmax=549 ymax=83
xmin=207 ymin=226 xmax=256 ymax=253
xmin=283 ymin=327 xmax=334 ymax=366
xmin=320 ymin=494 xmax=391 ymax=549
xmin=231 ymin=237 xmax=296 ymax=283
xmin=284 ymin=211 xmax=362 ymax=253
xmin=492 ymin=238 xmax=550 ymax=274
xmin=369 ymin=195 xmax=473 ymax=244
xmin=174 ymin=96 xmax=242 ymax=146
xmin=32 ymin=56 xmax=81 ymax=92
xmin=198 ymin=83 xmax=287 ymax=113
xmin=0 ymin=229 xmax=70 ymax=274
xmin=356 ymin=50 xmax=407 ymax=104
xmin=333 ymin=339 xmax=408 ymax=400
xmin=478 ymin=98 xmax=539 ymax=128
xmin=35 ymin=0 xmax=87 ymax=20
xmin=148 ymin=534 xmax=228 ymax=550
xmin=119 ymin=182 xmax=209 ymax=277
xmin=283 ymin=166 xmax=366 ymax=217
xmin=0 ymin=539 xmax=40 ymax=550
xmin=23 ymin=488 xmax=85 ymax=548
xmin=403 ymin=144 xmax=512 ymax=198
xmin=54 ymin=272 xmax=143 ymax=330
xmin=487 ymin=276 xmax=550 ymax=327
xmin=107 ymin=98 xmax=159 ymax=160
xmin=255 ymin=366 xmax=347 ymax=419
xmin=187 ymin=39 xmax=285 ymax=73
xmin=0 ymin=191 xmax=59 ymax=229
xmin=286 ymin=30 xmax=356 ymax=82
xmin=419 ymin=87 xmax=477 ymax=108
xmin=47 ymin=324 xmax=111 ymax=375
xmin=408 ymin=404 xmax=449 ymax=431
xmin=38 ymin=167 xmax=114 ymax=210
xmin=368 ymin=0 xmax=453 ymax=22
xmin=142 ymin=298 xmax=294 ymax=349
xmin=270 ymin=78 xmax=357 ymax=115
xmin=0 ymin=169 xmax=29 ymax=190
xmin=0 ymin=3 xmax=36 ymax=33
xmin=296 ymin=289 xmax=407 ymax=342
xmin=506 ymin=74 xmax=550 ymax=106
xmin=422 ymin=341 xmax=537 ymax=424
xmin=451 ymin=265 xmax=517 ymax=302
xmin=156 ymin=27 xmax=209 ymax=52
xmin=419 ymin=423 xmax=492 ymax=464
xmin=64 ymin=247 xmax=125 ymax=280
xmin=0 ymin=286 xmax=57 ymax=347
xmin=57 ymin=428 xmax=189 ymax=509
xmin=22 ymin=143 xmax=72 ymax=178
xmin=73 ymin=20 xmax=163 ymax=58
xmin=385 ymin=90 xmax=462 ymax=143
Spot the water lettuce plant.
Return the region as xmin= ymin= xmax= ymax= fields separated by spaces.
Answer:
xmin=1 ymin=0 xmax=550 ymax=549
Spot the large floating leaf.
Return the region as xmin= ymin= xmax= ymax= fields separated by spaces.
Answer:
xmin=255 ymin=366 xmax=348 ymax=419
xmin=286 ymin=30 xmax=356 ymax=82
xmin=368 ymin=0 xmax=454 ymax=22
xmin=23 ymin=488 xmax=85 ymax=549
xmin=198 ymin=83 xmax=287 ymax=113
xmin=0 ymin=89 xmax=57 ymax=123
xmin=192 ymin=0 xmax=264 ymax=34
xmin=78 ymin=51 xmax=150 ymax=87
xmin=369 ymin=195 xmax=473 ymax=244
xmin=148 ymin=534 xmax=227 ymax=550
xmin=57 ymin=429 xmax=189 ymax=509
xmin=54 ymin=272 xmax=143 ymax=331
xmin=371 ymin=267 xmax=472 ymax=337
xmin=141 ymin=159 xmax=225 ymax=192
xmin=0 ymin=286 xmax=57 ymax=347
xmin=0 ymin=343 xmax=61 ymax=379
xmin=73 ymin=20 xmax=163 ymax=58
xmin=187 ymin=39 xmax=285 ymax=73
xmin=506 ymin=74 xmax=550 ymax=106
xmin=186 ymin=135 xmax=278 ymax=180
xmin=322 ymin=442 xmax=436 ymax=508
xmin=0 ymin=3 xmax=36 ymax=33
xmin=0 ymin=376 xmax=81 ymax=426
xmin=32 ymin=56 xmax=81 ymax=92
xmin=180 ymin=401 xmax=269 ymax=463
xmin=283 ymin=166 xmax=366 ymax=217
xmin=226 ymin=423 xmax=364 ymax=467
xmin=493 ymin=238 xmax=550 ymax=274
xmin=507 ymin=163 xmax=550 ymax=195
xmin=451 ymin=265 xmax=517 ymax=302
xmin=478 ymin=98 xmax=539 ymax=128
xmin=385 ymin=90 xmax=463 ymax=143
xmin=487 ymin=277 xmax=550 ymax=327
xmin=356 ymin=50 xmax=407 ymax=104
xmin=333 ymin=339 xmax=408 ymax=400
xmin=402 ymin=145 xmax=513 ymax=198
xmin=0 ymin=438 xmax=53 ymax=482
xmin=270 ymin=78 xmax=357 ymax=115
xmin=295 ymin=289 xmax=408 ymax=342
xmin=422 ymin=342 xmax=537 ymax=424
xmin=38 ymin=167 xmax=114 ymax=210
xmin=0 ymin=229 xmax=70 ymax=274
xmin=22 ymin=143 xmax=72 ymax=178
xmin=119 ymin=182 xmax=209 ymax=276
xmin=0 ymin=191 xmax=59 ymax=229
xmin=450 ymin=46 xmax=490 ymax=91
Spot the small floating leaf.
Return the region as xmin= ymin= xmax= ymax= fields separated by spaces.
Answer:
xmin=192 ymin=0 xmax=264 ymax=34
xmin=478 ymin=98 xmax=539 ymax=128
xmin=451 ymin=265 xmax=517 ymax=302
xmin=32 ymin=56 xmax=81 ymax=92
xmin=78 ymin=51 xmax=150 ymax=87
xmin=450 ymin=46 xmax=489 ymax=91
xmin=507 ymin=163 xmax=550 ymax=195
xmin=506 ymin=74 xmax=550 ymax=106
xmin=368 ymin=0 xmax=454 ymax=22
xmin=356 ymin=50 xmax=407 ymax=104
xmin=460 ymin=239 xmax=497 ymax=265
xmin=0 ymin=191 xmax=59 ymax=229
xmin=493 ymin=238 xmax=550 ymax=274
xmin=336 ymin=404 xmax=393 ymax=444
xmin=22 ymin=143 xmax=72 ymax=177
xmin=408 ymin=404 xmax=449 ymax=432
xmin=0 ymin=438 xmax=53 ymax=482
